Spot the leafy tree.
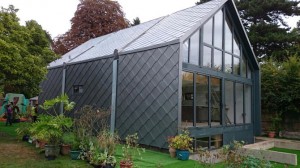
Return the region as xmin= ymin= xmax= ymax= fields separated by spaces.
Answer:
xmin=234 ymin=0 xmax=300 ymax=60
xmin=53 ymin=0 xmax=129 ymax=55
xmin=131 ymin=17 xmax=140 ymax=26
xmin=261 ymin=56 xmax=300 ymax=126
xmin=0 ymin=5 xmax=57 ymax=97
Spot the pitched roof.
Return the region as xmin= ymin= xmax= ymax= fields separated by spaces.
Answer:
xmin=49 ymin=0 xmax=228 ymax=68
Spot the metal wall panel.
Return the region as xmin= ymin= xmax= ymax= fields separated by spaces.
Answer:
xmin=65 ymin=58 xmax=114 ymax=112
xmin=39 ymin=67 xmax=63 ymax=105
xmin=116 ymin=43 xmax=180 ymax=148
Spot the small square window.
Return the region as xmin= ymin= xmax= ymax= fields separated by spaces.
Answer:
xmin=73 ymin=85 xmax=83 ymax=94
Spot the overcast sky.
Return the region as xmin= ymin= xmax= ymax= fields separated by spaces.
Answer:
xmin=1 ymin=0 xmax=299 ymax=38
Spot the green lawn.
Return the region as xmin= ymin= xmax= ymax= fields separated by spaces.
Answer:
xmin=2 ymin=122 xmax=299 ymax=168
xmin=269 ymin=147 xmax=300 ymax=168
xmin=0 ymin=122 xmax=204 ymax=168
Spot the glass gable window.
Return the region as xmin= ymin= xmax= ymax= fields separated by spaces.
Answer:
xmin=190 ymin=31 xmax=200 ymax=65
xmin=214 ymin=10 xmax=223 ymax=49
xmin=203 ymin=18 xmax=213 ymax=45
xmin=224 ymin=17 xmax=232 ymax=53
xmin=183 ymin=40 xmax=189 ymax=63
xmin=203 ymin=46 xmax=212 ymax=68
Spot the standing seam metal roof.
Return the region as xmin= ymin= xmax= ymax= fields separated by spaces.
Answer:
xmin=49 ymin=0 xmax=225 ymax=68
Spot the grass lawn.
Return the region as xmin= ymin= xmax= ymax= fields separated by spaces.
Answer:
xmin=269 ymin=147 xmax=300 ymax=168
xmin=0 ymin=122 xmax=206 ymax=168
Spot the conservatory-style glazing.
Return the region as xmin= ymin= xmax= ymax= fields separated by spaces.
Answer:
xmin=180 ymin=7 xmax=258 ymax=150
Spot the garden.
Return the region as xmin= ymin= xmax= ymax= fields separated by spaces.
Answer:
xmin=1 ymin=94 xmax=300 ymax=168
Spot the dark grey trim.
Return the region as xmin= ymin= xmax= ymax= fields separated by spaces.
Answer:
xmin=60 ymin=63 xmax=66 ymax=114
xmin=110 ymin=50 xmax=119 ymax=133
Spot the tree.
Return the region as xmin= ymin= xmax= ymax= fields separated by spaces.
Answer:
xmin=53 ymin=0 xmax=129 ymax=55
xmin=0 ymin=5 xmax=57 ymax=97
xmin=131 ymin=17 xmax=140 ymax=26
xmin=261 ymin=56 xmax=300 ymax=129
xmin=234 ymin=0 xmax=300 ymax=61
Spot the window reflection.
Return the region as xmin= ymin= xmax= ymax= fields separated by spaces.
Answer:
xmin=203 ymin=46 xmax=212 ymax=68
xmin=214 ymin=49 xmax=222 ymax=71
xmin=211 ymin=77 xmax=222 ymax=126
xmin=233 ymin=57 xmax=240 ymax=75
xmin=225 ymin=80 xmax=234 ymax=125
xmin=225 ymin=53 xmax=232 ymax=73
xmin=190 ymin=30 xmax=200 ymax=65
xmin=245 ymin=85 xmax=251 ymax=123
xmin=196 ymin=74 xmax=209 ymax=127
xmin=224 ymin=17 xmax=232 ymax=53
xmin=214 ymin=10 xmax=223 ymax=49
xmin=236 ymin=83 xmax=244 ymax=124
xmin=183 ymin=40 xmax=189 ymax=63
xmin=182 ymin=72 xmax=194 ymax=127
xmin=233 ymin=35 xmax=240 ymax=56
xmin=203 ymin=18 xmax=213 ymax=45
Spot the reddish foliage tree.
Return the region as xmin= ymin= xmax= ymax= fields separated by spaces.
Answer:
xmin=53 ymin=0 xmax=129 ymax=55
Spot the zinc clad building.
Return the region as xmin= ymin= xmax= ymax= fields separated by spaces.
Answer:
xmin=40 ymin=0 xmax=260 ymax=149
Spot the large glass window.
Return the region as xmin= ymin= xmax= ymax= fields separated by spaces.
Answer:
xmin=235 ymin=83 xmax=244 ymax=124
xmin=203 ymin=18 xmax=213 ymax=45
xmin=183 ymin=40 xmax=189 ymax=63
xmin=203 ymin=46 xmax=212 ymax=68
xmin=214 ymin=49 xmax=222 ymax=71
xmin=214 ymin=10 xmax=223 ymax=49
xmin=196 ymin=74 xmax=209 ymax=127
xmin=241 ymin=54 xmax=247 ymax=78
xmin=190 ymin=31 xmax=200 ymax=65
xmin=225 ymin=53 xmax=232 ymax=73
xmin=224 ymin=17 xmax=232 ymax=53
xmin=225 ymin=80 xmax=234 ymax=125
xmin=233 ymin=57 xmax=240 ymax=75
xmin=182 ymin=72 xmax=194 ymax=127
xmin=233 ymin=36 xmax=240 ymax=56
xmin=245 ymin=85 xmax=252 ymax=123
xmin=211 ymin=77 xmax=222 ymax=126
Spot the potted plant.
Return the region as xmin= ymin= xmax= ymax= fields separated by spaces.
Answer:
xmin=30 ymin=94 xmax=75 ymax=160
xmin=120 ymin=133 xmax=145 ymax=168
xmin=172 ymin=130 xmax=193 ymax=161
xmin=167 ymin=136 xmax=176 ymax=158
xmin=89 ymin=145 xmax=117 ymax=168
xmin=61 ymin=132 xmax=75 ymax=155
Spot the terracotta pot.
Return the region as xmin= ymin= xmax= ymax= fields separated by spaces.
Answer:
xmin=61 ymin=144 xmax=71 ymax=155
xmin=268 ymin=131 xmax=276 ymax=138
xmin=120 ymin=161 xmax=133 ymax=168
xmin=169 ymin=147 xmax=176 ymax=158
xmin=38 ymin=140 xmax=47 ymax=148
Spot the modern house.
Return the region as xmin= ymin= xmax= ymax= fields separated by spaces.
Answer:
xmin=40 ymin=0 xmax=260 ymax=149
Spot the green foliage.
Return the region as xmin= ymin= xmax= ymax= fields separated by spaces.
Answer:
xmin=261 ymin=56 xmax=300 ymax=121
xmin=0 ymin=5 xmax=58 ymax=97
xmin=29 ymin=94 xmax=75 ymax=145
xmin=15 ymin=122 xmax=31 ymax=138
xmin=62 ymin=132 xmax=80 ymax=150
xmin=234 ymin=0 xmax=300 ymax=60
xmin=121 ymin=133 xmax=145 ymax=164
xmin=171 ymin=130 xmax=193 ymax=151
xmin=29 ymin=114 xmax=73 ymax=145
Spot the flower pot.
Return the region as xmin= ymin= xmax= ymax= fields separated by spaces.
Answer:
xmin=169 ymin=147 xmax=176 ymax=158
xmin=45 ymin=144 xmax=60 ymax=160
xmin=60 ymin=144 xmax=71 ymax=155
xmin=92 ymin=164 xmax=115 ymax=168
xmin=120 ymin=161 xmax=133 ymax=168
xmin=176 ymin=149 xmax=190 ymax=161
xmin=70 ymin=150 xmax=81 ymax=160
xmin=268 ymin=131 xmax=276 ymax=138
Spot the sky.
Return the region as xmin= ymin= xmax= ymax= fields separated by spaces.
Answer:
xmin=1 ymin=0 xmax=300 ymax=38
